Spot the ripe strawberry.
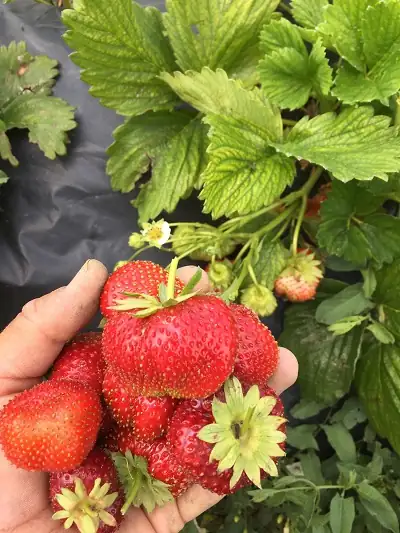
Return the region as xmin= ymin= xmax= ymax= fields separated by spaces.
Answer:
xmin=100 ymin=260 xmax=184 ymax=319
xmin=116 ymin=429 xmax=191 ymax=499
xmin=274 ymin=249 xmax=323 ymax=303
xmin=305 ymin=183 xmax=331 ymax=218
xmin=102 ymin=294 xmax=237 ymax=399
xmin=167 ymin=378 xmax=286 ymax=495
xmin=0 ymin=379 xmax=101 ymax=471
xmin=230 ymin=304 xmax=279 ymax=386
xmin=50 ymin=332 xmax=104 ymax=394
xmin=102 ymin=369 xmax=177 ymax=439
xmin=50 ymin=448 xmax=123 ymax=533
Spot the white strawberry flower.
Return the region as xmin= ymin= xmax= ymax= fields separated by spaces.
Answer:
xmin=141 ymin=219 xmax=171 ymax=247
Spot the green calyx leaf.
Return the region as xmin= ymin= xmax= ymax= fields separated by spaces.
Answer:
xmin=197 ymin=377 xmax=286 ymax=490
xmin=52 ymin=477 xmax=118 ymax=533
xmin=280 ymin=250 xmax=323 ymax=286
xmin=112 ymin=451 xmax=173 ymax=514
xmin=110 ymin=258 xmax=201 ymax=317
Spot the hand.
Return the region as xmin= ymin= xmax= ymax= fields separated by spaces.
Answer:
xmin=0 ymin=260 xmax=298 ymax=533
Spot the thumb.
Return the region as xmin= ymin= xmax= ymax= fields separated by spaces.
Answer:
xmin=0 ymin=259 xmax=108 ymax=395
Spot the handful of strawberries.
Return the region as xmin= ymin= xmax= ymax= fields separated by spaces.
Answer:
xmin=0 ymin=259 xmax=286 ymax=533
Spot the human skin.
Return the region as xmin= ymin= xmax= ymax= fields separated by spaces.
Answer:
xmin=0 ymin=259 xmax=298 ymax=533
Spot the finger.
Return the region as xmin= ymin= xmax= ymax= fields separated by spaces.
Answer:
xmin=0 ymin=259 xmax=108 ymax=395
xmin=268 ymin=347 xmax=298 ymax=395
xmin=177 ymin=266 xmax=211 ymax=292
xmin=177 ymin=484 xmax=223 ymax=525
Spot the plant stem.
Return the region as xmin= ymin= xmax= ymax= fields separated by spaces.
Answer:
xmin=254 ymin=203 xmax=298 ymax=239
xmin=291 ymin=194 xmax=308 ymax=255
xmin=279 ymin=1 xmax=292 ymax=15
xmin=282 ymin=118 xmax=297 ymax=126
xmin=394 ymin=95 xmax=400 ymax=127
xmin=167 ymin=257 xmax=179 ymax=299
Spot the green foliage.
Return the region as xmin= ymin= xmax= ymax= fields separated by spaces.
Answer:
xmin=0 ymin=41 xmax=75 ymax=184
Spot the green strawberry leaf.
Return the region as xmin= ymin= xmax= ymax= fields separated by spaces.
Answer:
xmin=164 ymin=0 xmax=279 ymax=78
xmin=300 ymin=451 xmax=325 ymax=485
xmin=331 ymin=397 xmax=367 ymax=430
xmin=2 ymin=95 xmax=76 ymax=159
xmin=291 ymin=0 xmax=330 ymax=29
xmin=0 ymin=129 xmax=18 ymax=166
xmin=272 ymin=107 xmax=400 ymax=182
xmin=315 ymin=283 xmax=374 ymax=326
xmin=286 ymin=425 xmax=319 ymax=451
xmin=356 ymin=481 xmax=399 ymax=533
xmin=330 ymin=494 xmax=355 ymax=533
xmin=360 ymin=174 xmax=400 ymax=203
xmin=318 ymin=0 xmax=377 ymax=72
xmin=280 ymin=300 xmax=364 ymax=405
xmin=356 ymin=338 xmax=400 ymax=457
xmin=259 ymin=19 xmax=332 ymax=109
xmin=162 ymin=69 xmax=295 ymax=219
xmin=367 ymin=322 xmax=396 ymax=345
xmin=361 ymin=267 xmax=377 ymax=298
xmin=0 ymin=41 xmax=59 ymax=109
xmin=322 ymin=423 xmax=357 ymax=463
xmin=333 ymin=2 xmax=400 ymax=104
xmin=373 ymin=259 xmax=400 ymax=340
xmin=317 ymin=180 xmax=400 ymax=267
xmin=243 ymin=239 xmax=287 ymax=290
xmin=134 ymin=117 xmax=208 ymax=223
xmin=328 ymin=315 xmax=369 ymax=336
xmin=62 ymin=0 xmax=178 ymax=116
xmin=107 ymin=110 xmax=193 ymax=193
xmin=0 ymin=169 xmax=9 ymax=185
xmin=290 ymin=399 xmax=328 ymax=420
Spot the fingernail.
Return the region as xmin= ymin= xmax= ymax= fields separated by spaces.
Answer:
xmin=67 ymin=260 xmax=93 ymax=288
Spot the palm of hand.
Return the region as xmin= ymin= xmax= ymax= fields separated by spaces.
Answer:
xmin=0 ymin=261 xmax=297 ymax=533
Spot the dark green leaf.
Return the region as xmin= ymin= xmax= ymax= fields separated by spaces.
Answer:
xmin=367 ymin=450 xmax=384 ymax=483
xmin=325 ymin=255 xmax=361 ymax=272
xmin=374 ymin=260 xmax=400 ymax=340
xmin=280 ymin=301 xmax=364 ymax=405
xmin=318 ymin=180 xmax=400 ymax=267
xmin=356 ymin=340 xmax=400 ymax=456
xmin=300 ymin=451 xmax=325 ymax=485
xmin=287 ymin=425 xmax=319 ymax=450
xmin=331 ymin=397 xmax=367 ymax=430
xmin=322 ymin=423 xmax=357 ymax=463
xmin=291 ymin=399 xmax=328 ymax=420
xmin=330 ymin=494 xmax=355 ymax=533
xmin=357 ymin=481 xmax=399 ymax=533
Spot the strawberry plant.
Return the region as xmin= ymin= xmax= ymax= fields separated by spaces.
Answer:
xmin=61 ymin=0 xmax=400 ymax=465
xmin=0 ymin=41 xmax=76 ymax=185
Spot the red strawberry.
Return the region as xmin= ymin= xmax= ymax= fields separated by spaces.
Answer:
xmin=274 ymin=249 xmax=323 ymax=303
xmin=230 ymin=304 xmax=279 ymax=386
xmin=51 ymin=332 xmax=104 ymax=393
xmin=116 ymin=430 xmax=190 ymax=499
xmin=100 ymin=260 xmax=185 ymax=319
xmin=50 ymin=448 xmax=123 ymax=533
xmin=102 ymin=294 xmax=237 ymax=399
xmin=0 ymin=379 xmax=101 ymax=471
xmin=167 ymin=379 xmax=286 ymax=495
xmin=102 ymin=369 xmax=177 ymax=440
xmin=147 ymin=438 xmax=192 ymax=497
xmin=305 ymin=183 xmax=331 ymax=218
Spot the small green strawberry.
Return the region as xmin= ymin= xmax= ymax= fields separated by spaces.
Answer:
xmin=240 ymin=285 xmax=278 ymax=317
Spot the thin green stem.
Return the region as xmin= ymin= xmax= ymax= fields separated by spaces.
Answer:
xmin=291 ymin=194 xmax=308 ymax=255
xmin=282 ymin=118 xmax=297 ymax=126
xmin=265 ymin=484 xmax=347 ymax=495
xmin=220 ymin=200 xmax=283 ymax=232
xmin=247 ymin=265 xmax=259 ymax=286
xmin=121 ymin=475 xmax=141 ymax=515
xmin=279 ymin=1 xmax=292 ymax=15
xmin=167 ymin=257 xmax=179 ymax=299
xmin=271 ymin=219 xmax=291 ymax=242
xmin=128 ymin=245 xmax=153 ymax=261
xmin=394 ymin=95 xmax=400 ymax=127
xmin=254 ymin=203 xmax=298 ymax=239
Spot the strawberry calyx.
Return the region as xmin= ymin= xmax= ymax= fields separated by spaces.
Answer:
xmin=197 ymin=377 xmax=286 ymax=490
xmin=109 ymin=258 xmax=202 ymax=318
xmin=111 ymin=451 xmax=173 ymax=514
xmin=279 ymin=250 xmax=323 ymax=285
xmin=52 ymin=478 xmax=118 ymax=533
